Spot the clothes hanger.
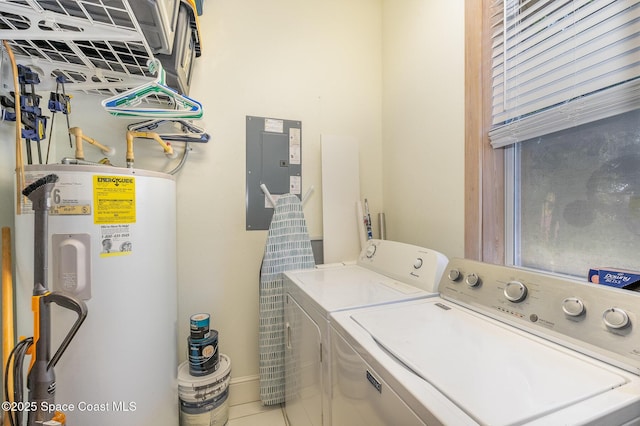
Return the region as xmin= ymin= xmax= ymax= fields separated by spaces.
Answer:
xmin=127 ymin=118 xmax=210 ymax=143
xmin=101 ymin=59 xmax=203 ymax=119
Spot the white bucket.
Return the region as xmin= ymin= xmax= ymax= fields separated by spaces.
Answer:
xmin=178 ymin=353 xmax=231 ymax=426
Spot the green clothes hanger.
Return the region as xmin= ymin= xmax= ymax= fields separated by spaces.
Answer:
xmin=102 ymin=59 xmax=203 ymax=119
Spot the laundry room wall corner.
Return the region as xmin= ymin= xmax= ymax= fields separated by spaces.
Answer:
xmin=174 ymin=0 xmax=384 ymax=406
xmin=381 ymin=0 xmax=465 ymax=259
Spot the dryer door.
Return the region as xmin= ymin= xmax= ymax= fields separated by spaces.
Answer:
xmin=284 ymin=293 xmax=323 ymax=426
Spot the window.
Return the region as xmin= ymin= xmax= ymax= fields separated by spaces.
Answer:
xmin=513 ymin=109 xmax=640 ymax=276
xmin=488 ymin=0 xmax=640 ymax=276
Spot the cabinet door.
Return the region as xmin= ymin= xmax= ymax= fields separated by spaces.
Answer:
xmin=284 ymin=294 xmax=323 ymax=426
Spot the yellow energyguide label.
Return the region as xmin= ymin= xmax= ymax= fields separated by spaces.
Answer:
xmin=93 ymin=175 xmax=136 ymax=224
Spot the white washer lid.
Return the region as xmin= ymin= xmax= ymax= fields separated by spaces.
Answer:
xmin=351 ymin=300 xmax=629 ymax=426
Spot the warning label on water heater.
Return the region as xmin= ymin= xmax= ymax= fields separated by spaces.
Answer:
xmin=21 ymin=172 xmax=92 ymax=215
xmin=93 ymin=175 xmax=136 ymax=224
xmin=100 ymin=224 xmax=133 ymax=257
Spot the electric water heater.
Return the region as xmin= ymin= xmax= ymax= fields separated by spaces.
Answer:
xmin=15 ymin=164 xmax=178 ymax=425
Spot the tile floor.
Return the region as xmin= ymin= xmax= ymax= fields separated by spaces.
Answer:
xmin=228 ymin=401 xmax=287 ymax=426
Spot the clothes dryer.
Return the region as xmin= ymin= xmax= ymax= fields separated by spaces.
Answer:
xmin=283 ymin=239 xmax=447 ymax=426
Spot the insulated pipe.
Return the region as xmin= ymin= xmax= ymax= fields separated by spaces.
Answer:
xmin=125 ymin=130 xmax=176 ymax=168
xmin=3 ymin=41 xmax=24 ymax=215
xmin=2 ymin=227 xmax=14 ymax=420
xmin=69 ymin=127 xmax=115 ymax=160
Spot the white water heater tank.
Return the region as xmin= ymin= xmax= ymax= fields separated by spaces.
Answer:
xmin=15 ymin=164 xmax=178 ymax=425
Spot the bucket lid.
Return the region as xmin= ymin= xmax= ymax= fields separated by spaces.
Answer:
xmin=178 ymin=353 xmax=231 ymax=389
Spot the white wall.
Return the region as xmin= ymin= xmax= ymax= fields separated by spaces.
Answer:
xmin=0 ymin=0 xmax=384 ymax=404
xmin=381 ymin=0 xmax=465 ymax=259
xmin=176 ymin=0 xmax=383 ymax=400
xmin=0 ymin=0 xmax=465 ymax=405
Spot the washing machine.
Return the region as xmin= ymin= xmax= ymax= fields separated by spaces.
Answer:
xmin=330 ymin=258 xmax=640 ymax=425
xmin=283 ymin=239 xmax=448 ymax=426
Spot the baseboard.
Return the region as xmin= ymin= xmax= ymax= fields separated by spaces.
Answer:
xmin=228 ymin=374 xmax=260 ymax=406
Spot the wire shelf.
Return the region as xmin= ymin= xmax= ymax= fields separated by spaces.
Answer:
xmin=0 ymin=0 xmax=157 ymax=95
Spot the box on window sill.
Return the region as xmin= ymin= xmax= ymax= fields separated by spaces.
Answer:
xmin=588 ymin=268 xmax=640 ymax=291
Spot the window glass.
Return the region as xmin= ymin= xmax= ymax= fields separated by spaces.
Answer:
xmin=516 ymin=109 xmax=640 ymax=277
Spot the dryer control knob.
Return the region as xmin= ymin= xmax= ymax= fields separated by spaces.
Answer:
xmin=448 ymin=269 xmax=461 ymax=281
xmin=504 ymin=281 xmax=528 ymax=302
xmin=413 ymin=258 xmax=423 ymax=269
xmin=465 ymin=273 xmax=480 ymax=287
xmin=603 ymin=308 xmax=630 ymax=330
xmin=365 ymin=245 xmax=376 ymax=258
xmin=562 ymin=297 xmax=585 ymax=317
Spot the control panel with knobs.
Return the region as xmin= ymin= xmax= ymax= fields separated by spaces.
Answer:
xmin=438 ymin=258 xmax=640 ymax=375
xmin=356 ymin=239 xmax=448 ymax=294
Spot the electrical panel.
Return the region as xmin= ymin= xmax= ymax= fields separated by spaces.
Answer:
xmin=246 ymin=116 xmax=302 ymax=230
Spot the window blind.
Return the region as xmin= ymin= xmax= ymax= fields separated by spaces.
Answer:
xmin=489 ymin=0 xmax=640 ymax=148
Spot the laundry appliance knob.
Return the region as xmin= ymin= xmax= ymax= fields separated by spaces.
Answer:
xmin=602 ymin=308 xmax=630 ymax=330
xmin=465 ymin=273 xmax=480 ymax=287
xmin=365 ymin=245 xmax=377 ymax=258
xmin=448 ymin=269 xmax=461 ymax=281
xmin=504 ymin=281 xmax=528 ymax=302
xmin=562 ymin=297 xmax=585 ymax=317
